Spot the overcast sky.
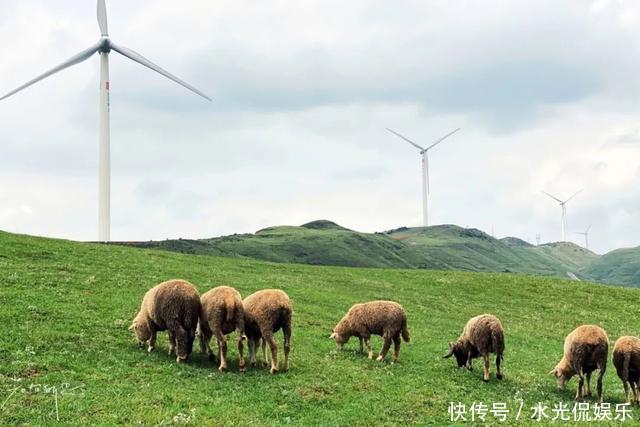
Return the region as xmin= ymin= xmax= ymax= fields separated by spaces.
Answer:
xmin=1 ymin=0 xmax=639 ymax=254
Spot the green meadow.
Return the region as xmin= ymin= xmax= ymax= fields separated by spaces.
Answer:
xmin=1 ymin=230 xmax=639 ymax=425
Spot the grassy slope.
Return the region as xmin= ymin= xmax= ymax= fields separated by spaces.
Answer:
xmin=387 ymin=225 xmax=598 ymax=278
xmin=582 ymin=246 xmax=640 ymax=286
xmin=121 ymin=222 xmax=608 ymax=284
xmin=2 ymin=231 xmax=640 ymax=425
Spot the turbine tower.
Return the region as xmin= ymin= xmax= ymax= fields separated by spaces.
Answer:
xmin=1 ymin=0 xmax=211 ymax=242
xmin=386 ymin=127 xmax=460 ymax=227
xmin=575 ymin=225 xmax=592 ymax=249
xmin=542 ymin=189 xmax=582 ymax=242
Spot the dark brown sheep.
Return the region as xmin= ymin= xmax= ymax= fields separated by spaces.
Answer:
xmin=243 ymin=289 xmax=292 ymax=374
xmin=444 ymin=314 xmax=504 ymax=382
xmin=330 ymin=301 xmax=410 ymax=363
xmin=199 ymin=285 xmax=246 ymax=372
xmin=129 ymin=279 xmax=200 ymax=363
xmin=548 ymin=325 xmax=608 ymax=403
xmin=613 ymin=336 xmax=640 ymax=404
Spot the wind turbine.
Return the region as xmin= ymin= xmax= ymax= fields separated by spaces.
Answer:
xmin=386 ymin=127 xmax=460 ymax=227
xmin=575 ymin=225 xmax=592 ymax=250
xmin=0 ymin=0 xmax=211 ymax=242
xmin=542 ymin=189 xmax=582 ymax=242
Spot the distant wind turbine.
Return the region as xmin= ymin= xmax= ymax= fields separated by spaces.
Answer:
xmin=575 ymin=225 xmax=592 ymax=250
xmin=0 ymin=0 xmax=211 ymax=242
xmin=386 ymin=127 xmax=460 ymax=227
xmin=542 ymin=189 xmax=582 ymax=242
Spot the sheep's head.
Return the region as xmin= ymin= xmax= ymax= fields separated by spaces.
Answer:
xmin=443 ymin=342 xmax=468 ymax=368
xmin=329 ymin=331 xmax=347 ymax=348
xmin=128 ymin=319 xmax=151 ymax=346
xmin=548 ymin=363 xmax=572 ymax=389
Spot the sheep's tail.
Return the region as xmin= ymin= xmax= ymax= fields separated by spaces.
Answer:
xmin=401 ymin=317 xmax=410 ymax=343
xmin=491 ymin=328 xmax=505 ymax=360
xmin=623 ymin=352 xmax=631 ymax=381
xmin=225 ymin=293 xmax=235 ymax=323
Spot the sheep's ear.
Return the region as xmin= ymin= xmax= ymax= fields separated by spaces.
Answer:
xmin=443 ymin=345 xmax=455 ymax=359
xmin=329 ymin=332 xmax=337 ymax=340
xmin=128 ymin=322 xmax=136 ymax=331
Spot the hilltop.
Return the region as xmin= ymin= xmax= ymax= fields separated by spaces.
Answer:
xmin=115 ymin=221 xmax=634 ymax=285
xmin=1 ymin=230 xmax=640 ymax=424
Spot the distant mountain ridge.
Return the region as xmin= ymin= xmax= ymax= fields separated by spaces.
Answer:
xmin=114 ymin=220 xmax=639 ymax=287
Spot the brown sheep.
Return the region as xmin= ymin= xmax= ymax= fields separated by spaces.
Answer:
xmin=129 ymin=279 xmax=200 ymax=363
xmin=613 ymin=336 xmax=640 ymax=404
xmin=243 ymin=289 xmax=292 ymax=374
xmin=199 ymin=286 xmax=246 ymax=372
xmin=330 ymin=301 xmax=410 ymax=363
xmin=548 ymin=325 xmax=608 ymax=403
xmin=444 ymin=314 xmax=504 ymax=382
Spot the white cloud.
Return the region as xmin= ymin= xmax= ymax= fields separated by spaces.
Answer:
xmin=0 ymin=0 xmax=639 ymax=254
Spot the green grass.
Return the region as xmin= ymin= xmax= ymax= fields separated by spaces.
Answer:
xmin=582 ymin=246 xmax=640 ymax=286
xmin=2 ymin=230 xmax=640 ymax=425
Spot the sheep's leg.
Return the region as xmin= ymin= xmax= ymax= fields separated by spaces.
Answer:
xmin=167 ymin=331 xmax=176 ymax=356
xmin=496 ymin=354 xmax=503 ymax=380
xmin=634 ymin=380 xmax=640 ymax=404
xmin=482 ymin=354 xmax=490 ymax=382
xmin=148 ymin=330 xmax=157 ymax=353
xmin=263 ymin=332 xmax=279 ymax=374
xmin=283 ymin=323 xmax=291 ymax=372
xmin=585 ymin=372 xmax=592 ymax=397
xmin=623 ymin=380 xmax=631 ymax=404
xmin=466 ymin=353 xmax=473 ymax=371
xmin=576 ymin=369 xmax=585 ymax=401
xmin=376 ymin=336 xmax=392 ymax=362
xmin=392 ymin=336 xmax=401 ymax=363
xmin=237 ymin=335 xmax=245 ymax=373
xmin=359 ymin=337 xmax=364 ymax=354
xmin=596 ymin=365 xmax=605 ymax=404
xmin=248 ymin=338 xmax=257 ymax=367
xmin=217 ymin=332 xmax=228 ymax=372
xmin=261 ymin=337 xmax=269 ymax=368
xmin=365 ymin=337 xmax=373 ymax=359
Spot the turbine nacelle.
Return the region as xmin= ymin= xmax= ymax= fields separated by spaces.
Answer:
xmin=98 ymin=37 xmax=112 ymax=53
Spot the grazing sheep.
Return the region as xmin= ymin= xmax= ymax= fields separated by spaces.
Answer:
xmin=199 ymin=285 xmax=246 ymax=372
xmin=444 ymin=314 xmax=504 ymax=382
xmin=613 ymin=336 xmax=640 ymax=404
xmin=243 ymin=289 xmax=292 ymax=374
xmin=548 ymin=325 xmax=608 ymax=402
xmin=129 ymin=279 xmax=200 ymax=363
xmin=330 ymin=301 xmax=410 ymax=363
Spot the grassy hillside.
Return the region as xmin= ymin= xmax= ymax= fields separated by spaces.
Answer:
xmin=582 ymin=246 xmax=640 ymax=286
xmin=1 ymin=230 xmax=640 ymax=425
xmin=119 ymin=221 xmax=611 ymax=284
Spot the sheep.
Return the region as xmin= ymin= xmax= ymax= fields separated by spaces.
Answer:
xmin=444 ymin=314 xmax=504 ymax=382
xmin=129 ymin=279 xmax=200 ymax=363
xmin=243 ymin=289 xmax=292 ymax=374
xmin=330 ymin=300 xmax=410 ymax=363
xmin=548 ymin=325 xmax=608 ymax=403
xmin=613 ymin=336 xmax=640 ymax=404
xmin=198 ymin=285 xmax=246 ymax=372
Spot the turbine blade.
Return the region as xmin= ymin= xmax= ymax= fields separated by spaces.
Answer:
xmin=385 ymin=128 xmax=424 ymax=151
xmin=425 ymin=127 xmax=461 ymax=151
xmin=541 ymin=191 xmax=563 ymax=204
xmin=0 ymin=43 xmax=101 ymax=101
xmin=564 ymin=189 xmax=583 ymax=204
xmin=97 ymin=0 xmax=108 ymax=36
xmin=111 ymin=43 xmax=211 ymax=101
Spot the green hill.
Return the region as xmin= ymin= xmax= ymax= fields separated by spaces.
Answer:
xmin=121 ymin=221 xmax=614 ymax=284
xmin=581 ymin=246 xmax=640 ymax=286
xmin=1 ymin=230 xmax=640 ymax=425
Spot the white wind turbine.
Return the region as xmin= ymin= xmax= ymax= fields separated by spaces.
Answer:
xmin=575 ymin=224 xmax=592 ymax=250
xmin=386 ymin=127 xmax=460 ymax=227
xmin=1 ymin=0 xmax=211 ymax=242
xmin=542 ymin=189 xmax=582 ymax=242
